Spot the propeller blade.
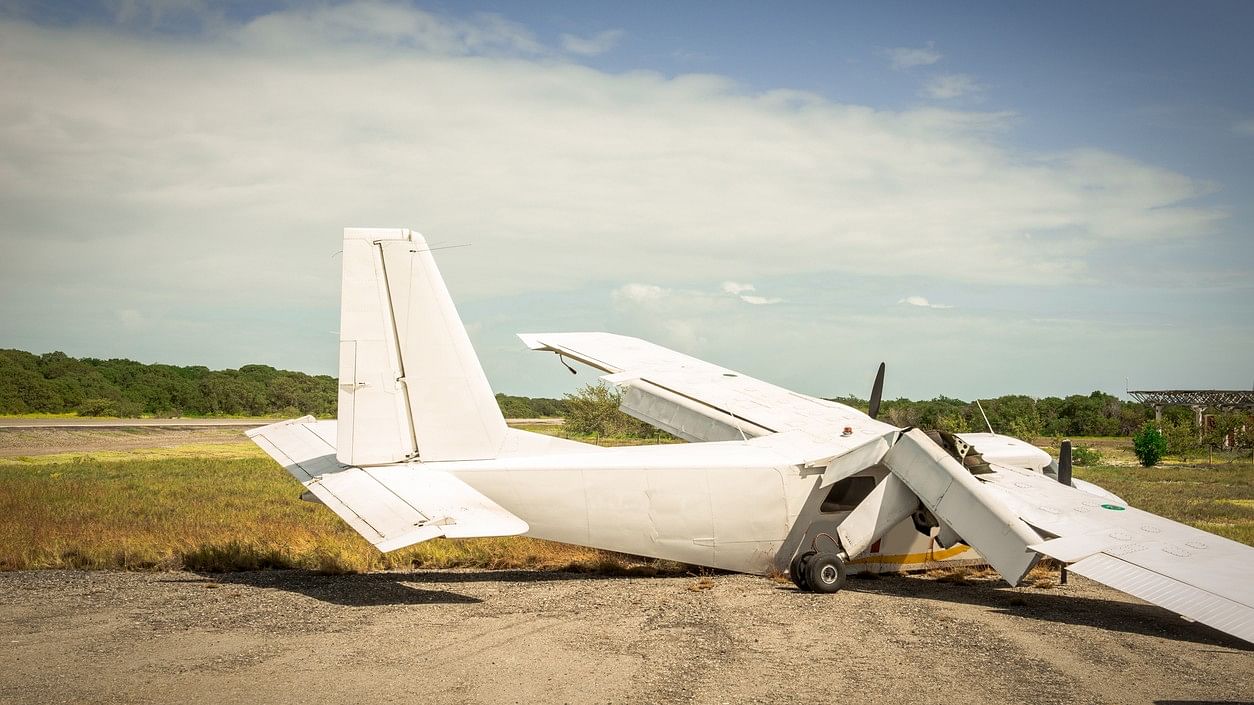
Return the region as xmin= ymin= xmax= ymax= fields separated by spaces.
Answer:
xmin=868 ymin=362 xmax=886 ymax=420
xmin=1058 ymin=439 xmax=1073 ymax=487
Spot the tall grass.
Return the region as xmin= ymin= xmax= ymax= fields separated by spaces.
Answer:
xmin=0 ymin=447 xmax=671 ymax=574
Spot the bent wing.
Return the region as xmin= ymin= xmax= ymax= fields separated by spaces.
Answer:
xmin=979 ymin=464 xmax=1254 ymax=643
xmin=247 ymin=417 xmax=527 ymax=552
xmin=520 ymin=331 xmax=896 ymax=444
xmin=520 ymin=332 xmax=1254 ymax=643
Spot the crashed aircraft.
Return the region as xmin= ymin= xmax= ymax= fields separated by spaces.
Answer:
xmin=250 ymin=227 xmax=1254 ymax=644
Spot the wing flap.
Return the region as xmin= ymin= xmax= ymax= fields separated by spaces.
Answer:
xmin=520 ymin=331 xmax=895 ymax=444
xmin=248 ymin=418 xmax=527 ymax=552
xmin=1069 ymin=553 xmax=1254 ymax=643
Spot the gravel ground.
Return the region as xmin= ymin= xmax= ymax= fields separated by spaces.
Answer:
xmin=1 ymin=569 xmax=1250 ymax=705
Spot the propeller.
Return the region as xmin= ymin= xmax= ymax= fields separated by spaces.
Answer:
xmin=1058 ymin=439 xmax=1073 ymax=487
xmin=868 ymin=362 xmax=886 ymax=420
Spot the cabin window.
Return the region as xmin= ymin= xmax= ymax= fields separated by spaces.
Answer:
xmin=820 ymin=476 xmax=876 ymax=513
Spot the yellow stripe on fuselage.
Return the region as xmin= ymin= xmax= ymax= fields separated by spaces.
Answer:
xmin=847 ymin=544 xmax=974 ymax=566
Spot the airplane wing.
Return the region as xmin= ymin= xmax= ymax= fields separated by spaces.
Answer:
xmin=247 ymin=417 xmax=527 ymax=552
xmin=979 ymin=463 xmax=1254 ymax=643
xmin=522 ymin=332 xmax=1254 ymax=643
xmin=520 ymin=332 xmax=897 ymax=444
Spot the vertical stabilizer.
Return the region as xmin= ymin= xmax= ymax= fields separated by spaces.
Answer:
xmin=337 ymin=228 xmax=505 ymax=465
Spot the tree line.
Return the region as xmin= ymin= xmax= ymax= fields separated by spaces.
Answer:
xmin=827 ymin=391 xmax=1172 ymax=438
xmin=0 ymin=349 xmax=1244 ymax=448
xmin=828 ymin=391 xmax=1249 ymax=456
xmin=0 ymin=349 xmax=568 ymax=419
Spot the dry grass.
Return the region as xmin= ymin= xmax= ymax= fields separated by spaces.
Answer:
xmin=0 ymin=443 xmax=680 ymax=575
xmin=687 ymin=576 xmax=716 ymax=592
xmin=1073 ymin=462 xmax=1254 ymax=545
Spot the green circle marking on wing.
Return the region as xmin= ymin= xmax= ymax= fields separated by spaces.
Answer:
xmin=1100 ymin=504 xmax=1125 ymax=511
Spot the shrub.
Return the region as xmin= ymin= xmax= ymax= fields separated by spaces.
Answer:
xmin=1071 ymin=445 xmax=1102 ymax=466
xmin=1163 ymin=419 xmax=1200 ymax=461
xmin=1133 ymin=423 xmax=1168 ymax=467
xmin=562 ymin=383 xmax=662 ymax=438
xmin=76 ymin=398 xmax=119 ymax=417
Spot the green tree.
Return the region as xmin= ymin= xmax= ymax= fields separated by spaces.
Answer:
xmin=1207 ymin=411 xmax=1251 ymax=451
xmin=982 ymin=395 xmax=1042 ymax=438
xmin=562 ymin=383 xmax=661 ymax=438
xmin=1133 ymin=423 xmax=1168 ymax=467
xmin=1162 ymin=419 xmax=1199 ymax=462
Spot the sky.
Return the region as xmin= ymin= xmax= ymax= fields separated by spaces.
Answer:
xmin=1 ymin=0 xmax=1251 ymax=401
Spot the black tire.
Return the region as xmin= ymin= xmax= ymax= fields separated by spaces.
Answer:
xmin=789 ymin=551 xmax=816 ymax=590
xmin=805 ymin=552 xmax=847 ymax=594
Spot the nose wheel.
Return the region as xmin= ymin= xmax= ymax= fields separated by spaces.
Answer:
xmin=788 ymin=551 xmax=847 ymax=593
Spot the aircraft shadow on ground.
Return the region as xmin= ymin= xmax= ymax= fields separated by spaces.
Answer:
xmin=187 ymin=570 xmax=489 ymax=607
xmin=838 ymin=574 xmax=1251 ymax=651
xmin=189 ymin=568 xmax=663 ymax=607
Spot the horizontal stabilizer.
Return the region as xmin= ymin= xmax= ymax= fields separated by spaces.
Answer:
xmin=248 ymin=418 xmax=527 ymax=552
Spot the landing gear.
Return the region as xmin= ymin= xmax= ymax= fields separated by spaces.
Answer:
xmin=789 ymin=550 xmax=816 ymax=590
xmin=805 ymin=553 xmax=848 ymax=594
xmin=788 ymin=551 xmax=847 ymax=593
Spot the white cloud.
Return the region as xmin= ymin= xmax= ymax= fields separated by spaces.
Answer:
xmin=237 ymin=3 xmax=545 ymax=55
xmin=612 ymin=283 xmax=668 ymax=303
xmin=560 ymin=29 xmax=624 ymax=56
xmin=882 ymin=42 xmax=942 ymax=70
xmin=0 ymin=3 xmax=1226 ymax=377
xmin=720 ymin=282 xmax=781 ymax=305
xmin=1234 ymin=119 xmax=1254 ymax=136
xmin=899 ymin=296 xmax=953 ymax=309
xmin=739 ymin=295 xmax=782 ymax=305
xmin=924 ymin=73 xmax=984 ymax=99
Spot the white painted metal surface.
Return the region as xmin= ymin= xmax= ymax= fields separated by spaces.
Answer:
xmin=884 ymin=429 xmax=1041 ymax=584
xmin=338 ymin=228 xmax=505 ymax=465
xmin=982 ymin=462 xmax=1254 ymax=641
xmin=519 ymin=331 xmax=898 ymax=445
xmin=836 ymin=474 xmax=918 ymax=560
xmin=955 ymin=432 xmax=1052 ymax=472
xmin=1068 ymin=553 xmax=1254 ymax=643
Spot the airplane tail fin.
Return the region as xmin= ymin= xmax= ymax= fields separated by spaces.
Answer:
xmin=336 ymin=227 xmax=505 ymax=465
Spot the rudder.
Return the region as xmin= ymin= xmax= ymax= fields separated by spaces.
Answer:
xmin=337 ymin=227 xmax=505 ymax=465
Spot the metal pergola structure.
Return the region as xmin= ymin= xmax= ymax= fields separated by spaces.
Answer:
xmin=1127 ymin=390 xmax=1254 ymax=410
xmin=1127 ymin=389 xmax=1254 ymax=436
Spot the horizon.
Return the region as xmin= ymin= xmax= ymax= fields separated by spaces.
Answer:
xmin=1 ymin=1 xmax=1250 ymax=401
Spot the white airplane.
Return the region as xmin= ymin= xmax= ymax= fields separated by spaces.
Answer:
xmin=249 ymin=227 xmax=1254 ymax=644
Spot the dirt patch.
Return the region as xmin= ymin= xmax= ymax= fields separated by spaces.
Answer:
xmin=0 ymin=570 xmax=1248 ymax=705
xmin=0 ymin=427 xmax=249 ymax=457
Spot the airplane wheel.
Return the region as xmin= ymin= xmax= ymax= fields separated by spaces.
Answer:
xmin=806 ymin=553 xmax=847 ymax=594
xmin=789 ymin=551 xmax=816 ymax=590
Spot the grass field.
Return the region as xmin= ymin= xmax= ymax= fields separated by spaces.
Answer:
xmin=0 ymin=433 xmax=677 ymax=574
xmin=0 ymin=429 xmax=1250 ymax=573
